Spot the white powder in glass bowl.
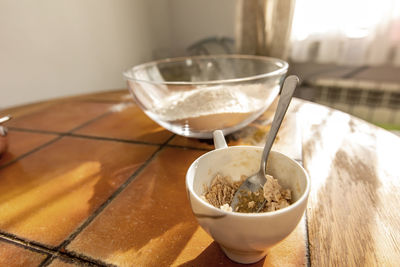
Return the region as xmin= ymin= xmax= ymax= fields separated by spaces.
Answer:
xmin=152 ymin=84 xmax=269 ymax=121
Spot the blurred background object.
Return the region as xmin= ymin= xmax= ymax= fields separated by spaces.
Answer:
xmin=235 ymin=0 xmax=400 ymax=67
xmin=1 ymin=0 xmax=399 ymax=133
xmin=187 ymin=37 xmax=234 ymax=56
xmin=235 ymin=0 xmax=295 ymax=60
xmin=233 ymin=0 xmax=400 ymax=134
xmin=290 ymin=0 xmax=400 ymax=67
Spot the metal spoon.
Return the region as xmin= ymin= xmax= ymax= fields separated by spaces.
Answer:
xmin=231 ymin=75 xmax=299 ymax=212
xmin=0 ymin=115 xmax=12 ymax=124
xmin=0 ymin=115 xmax=12 ymax=136
xmin=0 ymin=115 xmax=12 ymax=156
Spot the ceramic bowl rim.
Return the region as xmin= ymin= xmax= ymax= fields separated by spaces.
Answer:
xmin=186 ymin=146 xmax=310 ymax=218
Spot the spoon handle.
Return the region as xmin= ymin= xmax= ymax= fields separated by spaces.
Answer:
xmin=259 ymin=75 xmax=299 ymax=176
xmin=0 ymin=115 xmax=12 ymax=124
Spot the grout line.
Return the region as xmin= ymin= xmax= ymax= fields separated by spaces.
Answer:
xmin=0 ymin=234 xmax=52 ymax=256
xmin=46 ymin=250 xmax=116 ymax=267
xmin=66 ymin=133 xmax=161 ymax=147
xmin=69 ymin=111 xmax=112 ymax=133
xmin=0 ymin=232 xmax=112 ymax=267
xmin=8 ymin=127 xmax=171 ymax=148
xmin=38 ymin=255 xmax=54 ymax=267
xmin=2 ymin=98 xmax=117 ymax=126
xmin=165 ymin=143 xmax=211 ymax=152
xmin=8 ymin=126 xmax=216 ymax=152
xmin=39 ymin=252 xmax=112 ymax=267
xmin=0 ymin=130 xmax=167 ymax=171
xmin=0 ymin=136 xmax=62 ymax=170
xmin=8 ymin=105 xmax=112 ymax=136
xmin=8 ymin=127 xmax=63 ymax=136
xmin=56 ymin=134 xmax=176 ymax=250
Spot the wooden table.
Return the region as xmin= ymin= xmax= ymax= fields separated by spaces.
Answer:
xmin=0 ymin=90 xmax=399 ymax=266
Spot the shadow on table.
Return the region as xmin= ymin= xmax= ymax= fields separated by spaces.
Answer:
xmin=178 ymin=242 xmax=266 ymax=267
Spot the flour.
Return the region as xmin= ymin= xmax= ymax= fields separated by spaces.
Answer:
xmin=152 ymin=84 xmax=271 ymax=121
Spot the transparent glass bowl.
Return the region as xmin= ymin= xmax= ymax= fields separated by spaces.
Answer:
xmin=123 ymin=55 xmax=288 ymax=138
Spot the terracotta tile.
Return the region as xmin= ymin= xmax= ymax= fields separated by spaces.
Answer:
xmin=0 ymin=101 xmax=59 ymax=120
xmin=48 ymin=258 xmax=82 ymax=267
xmin=67 ymin=147 xmax=205 ymax=266
xmin=75 ymin=103 xmax=173 ymax=144
xmin=0 ymin=90 xmax=128 ymax=120
xmin=0 ymin=136 xmax=157 ymax=247
xmin=0 ymin=240 xmax=47 ymax=266
xmin=76 ymin=90 xmax=132 ymax=103
xmin=168 ymin=136 xmax=214 ymax=150
xmin=67 ymin=147 xmax=306 ymax=266
xmin=0 ymin=131 xmax=57 ymax=166
xmin=6 ymin=101 xmax=113 ymax=132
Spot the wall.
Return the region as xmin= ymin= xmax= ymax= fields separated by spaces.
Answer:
xmin=167 ymin=0 xmax=236 ymax=57
xmin=0 ymin=0 xmax=236 ymax=109
xmin=0 ymin=0 xmax=157 ymax=108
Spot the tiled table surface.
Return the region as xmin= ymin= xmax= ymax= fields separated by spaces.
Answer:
xmin=1 ymin=90 xmax=400 ymax=266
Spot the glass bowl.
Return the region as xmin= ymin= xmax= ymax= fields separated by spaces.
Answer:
xmin=123 ymin=55 xmax=288 ymax=138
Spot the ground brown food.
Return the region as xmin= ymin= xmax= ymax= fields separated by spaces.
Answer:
xmin=203 ymin=174 xmax=291 ymax=213
xmin=203 ymin=174 xmax=244 ymax=208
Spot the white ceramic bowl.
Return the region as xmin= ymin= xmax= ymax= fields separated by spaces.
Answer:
xmin=185 ymin=131 xmax=310 ymax=264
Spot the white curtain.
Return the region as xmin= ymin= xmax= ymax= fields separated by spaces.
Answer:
xmin=290 ymin=0 xmax=400 ymax=66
